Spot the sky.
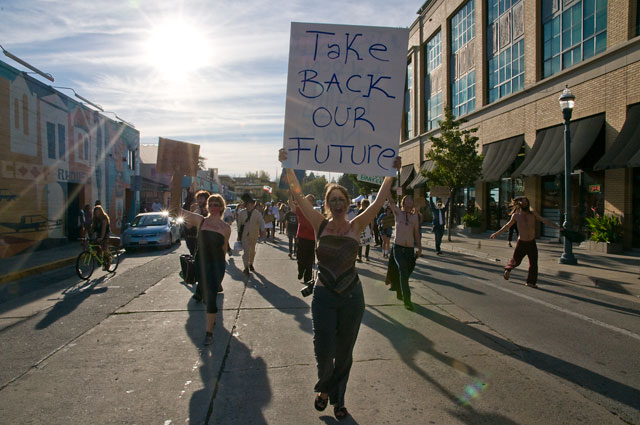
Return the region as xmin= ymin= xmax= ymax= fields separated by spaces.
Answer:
xmin=0 ymin=0 xmax=421 ymax=179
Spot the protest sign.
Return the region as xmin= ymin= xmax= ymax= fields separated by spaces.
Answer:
xmin=429 ymin=186 xmax=450 ymax=199
xmin=282 ymin=22 xmax=409 ymax=177
xmin=156 ymin=137 xmax=200 ymax=177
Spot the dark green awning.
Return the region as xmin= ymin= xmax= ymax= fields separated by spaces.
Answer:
xmin=399 ymin=165 xmax=415 ymax=186
xmin=408 ymin=161 xmax=435 ymax=188
xmin=512 ymin=114 xmax=604 ymax=177
xmin=480 ymin=135 xmax=524 ymax=181
xmin=595 ymin=104 xmax=640 ymax=170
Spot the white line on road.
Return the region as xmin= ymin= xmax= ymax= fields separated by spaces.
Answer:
xmin=471 ymin=277 xmax=640 ymax=342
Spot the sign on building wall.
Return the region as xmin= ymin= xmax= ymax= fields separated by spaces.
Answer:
xmin=282 ymin=22 xmax=409 ymax=177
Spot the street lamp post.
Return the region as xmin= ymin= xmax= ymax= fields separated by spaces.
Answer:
xmin=559 ymin=85 xmax=577 ymax=265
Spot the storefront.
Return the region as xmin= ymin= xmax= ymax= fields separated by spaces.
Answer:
xmin=479 ymin=135 xmax=525 ymax=230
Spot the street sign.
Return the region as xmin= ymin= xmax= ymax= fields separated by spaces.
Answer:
xmin=357 ymin=174 xmax=384 ymax=186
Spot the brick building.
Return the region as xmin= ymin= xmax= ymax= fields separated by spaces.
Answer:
xmin=400 ymin=0 xmax=640 ymax=249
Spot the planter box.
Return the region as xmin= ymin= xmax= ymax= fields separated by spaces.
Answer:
xmin=587 ymin=240 xmax=623 ymax=254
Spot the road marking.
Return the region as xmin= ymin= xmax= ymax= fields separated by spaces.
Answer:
xmin=471 ymin=277 xmax=640 ymax=342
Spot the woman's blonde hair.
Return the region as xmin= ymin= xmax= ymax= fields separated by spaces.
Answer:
xmin=323 ymin=183 xmax=350 ymax=218
xmin=92 ymin=205 xmax=110 ymax=225
xmin=206 ymin=194 xmax=226 ymax=218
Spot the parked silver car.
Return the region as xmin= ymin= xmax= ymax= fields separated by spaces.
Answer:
xmin=122 ymin=212 xmax=181 ymax=251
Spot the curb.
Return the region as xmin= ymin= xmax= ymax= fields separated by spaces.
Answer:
xmin=0 ymin=257 xmax=77 ymax=286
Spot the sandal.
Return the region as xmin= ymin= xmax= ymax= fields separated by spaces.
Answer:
xmin=503 ymin=269 xmax=510 ymax=280
xmin=314 ymin=394 xmax=328 ymax=411
xmin=334 ymin=406 xmax=349 ymax=420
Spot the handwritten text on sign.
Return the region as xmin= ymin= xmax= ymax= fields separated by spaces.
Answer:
xmin=282 ymin=23 xmax=409 ymax=177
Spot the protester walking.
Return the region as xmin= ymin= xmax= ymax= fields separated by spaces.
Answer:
xmin=356 ymin=199 xmax=373 ymax=262
xmin=377 ymin=206 xmax=395 ymax=258
xmin=237 ymin=193 xmax=266 ymax=275
xmin=490 ymin=196 xmax=563 ymax=288
xmin=289 ymin=194 xmax=316 ymax=283
xmin=384 ymin=195 xmax=422 ymax=310
xmin=283 ymin=205 xmax=299 ymax=258
xmin=185 ymin=190 xmax=210 ymax=256
xmin=180 ymin=192 xmax=231 ymax=345
xmin=279 ymin=148 xmax=400 ymax=421
xmin=429 ymin=196 xmax=449 ymax=255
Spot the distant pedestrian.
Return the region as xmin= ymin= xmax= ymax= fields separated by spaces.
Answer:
xmin=490 ymin=196 xmax=563 ymax=288
xmin=152 ymin=198 xmax=163 ymax=212
xmin=279 ymin=202 xmax=287 ymax=234
xmin=283 ymin=203 xmax=299 ymax=258
xmin=180 ymin=192 xmax=231 ymax=346
xmin=385 ymin=195 xmax=422 ymax=310
xmin=356 ymin=199 xmax=373 ymax=262
xmin=263 ymin=203 xmax=275 ymax=241
xmin=377 ymin=206 xmax=394 ymax=258
xmin=289 ymin=194 xmax=316 ymax=283
xmin=237 ymin=193 xmax=266 ymax=275
xmin=508 ymin=219 xmax=519 ymax=248
xmin=429 ymin=196 xmax=449 ymax=255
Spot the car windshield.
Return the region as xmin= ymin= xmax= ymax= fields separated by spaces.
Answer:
xmin=131 ymin=214 xmax=168 ymax=227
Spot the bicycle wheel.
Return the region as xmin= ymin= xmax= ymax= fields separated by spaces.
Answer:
xmin=76 ymin=251 xmax=95 ymax=280
xmin=106 ymin=247 xmax=120 ymax=273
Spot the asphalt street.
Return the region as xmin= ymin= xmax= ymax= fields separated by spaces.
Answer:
xmin=0 ymin=235 xmax=638 ymax=425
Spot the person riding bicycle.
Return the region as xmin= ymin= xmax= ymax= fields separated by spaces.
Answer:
xmin=90 ymin=205 xmax=111 ymax=269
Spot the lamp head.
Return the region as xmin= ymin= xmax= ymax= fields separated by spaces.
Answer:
xmin=559 ymin=85 xmax=575 ymax=112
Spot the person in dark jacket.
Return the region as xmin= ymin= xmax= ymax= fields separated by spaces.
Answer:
xmin=429 ymin=196 xmax=449 ymax=255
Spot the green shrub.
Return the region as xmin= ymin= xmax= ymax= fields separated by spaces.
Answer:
xmin=585 ymin=214 xmax=622 ymax=243
xmin=462 ymin=211 xmax=481 ymax=228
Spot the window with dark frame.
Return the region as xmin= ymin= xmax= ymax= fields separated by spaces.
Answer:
xmin=451 ymin=0 xmax=477 ymax=117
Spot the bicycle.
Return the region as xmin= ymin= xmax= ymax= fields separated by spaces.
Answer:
xmin=76 ymin=238 xmax=120 ymax=280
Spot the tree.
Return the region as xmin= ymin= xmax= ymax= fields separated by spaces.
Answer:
xmin=198 ymin=156 xmax=207 ymax=171
xmin=302 ymin=174 xmax=328 ymax=201
xmin=425 ymin=107 xmax=483 ymax=241
xmin=245 ymin=170 xmax=271 ymax=182
xmin=337 ymin=174 xmax=359 ymax=198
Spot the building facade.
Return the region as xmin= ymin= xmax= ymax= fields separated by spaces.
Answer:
xmin=0 ymin=60 xmax=139 ymax=257
xmin=400 ymin=0 xmax=640 ymax=249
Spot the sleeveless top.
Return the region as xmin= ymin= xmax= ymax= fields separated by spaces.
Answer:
xmin=196 ymin=230 xmax=226 ymax=263
xmin=315 ymin=220 xmax=360 ymax=294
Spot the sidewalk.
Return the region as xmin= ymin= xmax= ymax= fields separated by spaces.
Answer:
xmin=0 ymin=242 xmax=80 ymax=284
xmin=421 ymin=225 xmax=640 ymax=297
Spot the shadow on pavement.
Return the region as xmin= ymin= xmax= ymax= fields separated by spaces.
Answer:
xmin=186 ymin=283 xmax=271 ymax=424
xmin=35 ymin=277 xmax=109 ymax=329
xmin=364 ymin=306 xmax=520 ymax=424
xmin=410 ymin=303 xmax=640 ymax=414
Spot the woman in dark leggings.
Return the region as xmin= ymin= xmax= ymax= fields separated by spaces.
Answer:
xmin=181 ymin=193 xmax=231 ymax=346
xmin=280 ymin=148 xmax=399 ymax=420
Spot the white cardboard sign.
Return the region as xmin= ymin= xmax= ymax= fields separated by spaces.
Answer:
xmin=282 ymin=22 xmax=409 ymax=177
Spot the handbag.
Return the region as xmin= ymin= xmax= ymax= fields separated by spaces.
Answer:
xmin=180 ymin=254 xmax=196 ymax=285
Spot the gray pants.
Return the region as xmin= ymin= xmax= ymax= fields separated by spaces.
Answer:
xmin=311 ymin=283 xmax=365 ymax=407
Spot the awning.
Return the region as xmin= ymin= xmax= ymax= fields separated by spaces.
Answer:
xmin=480 ymin=135 xmax=524 ymax=181
xmin=399 ymin=165 xmax=415 ymax=186
xmin=512 ymin=114 xmax=604 ymax=177
xmin=141 ymin=177 xmax=169 ymax=192
xmin=595 ymin=104 xmax=640 ymax=170
xmin=408 ymin=160 xmax=435 ymax=188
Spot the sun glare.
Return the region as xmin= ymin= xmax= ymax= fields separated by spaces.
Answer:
xmin=144 ymin=19 xmax=211 ymax=81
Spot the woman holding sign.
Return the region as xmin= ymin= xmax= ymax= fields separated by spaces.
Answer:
xmin=279 ymin=148 xmax=400 ymax=420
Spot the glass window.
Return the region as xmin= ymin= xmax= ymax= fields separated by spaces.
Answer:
xmin=425 ymin=31 xmax=443 ymax=130
xmin=58 ymin=124 xmax=65 ymax=160
xmin=404 ymin=60 xmax=413 ymax=139
xmin=487 ymin=0 xmax=524 ymax=103
xmin=47 ymin=122 xmax=56 ymax=159
xmin=22 ymin=95 xmax=29 ymax=135
xmin=451 ymin=0 xmax=476 ymax=117
xmin=542 ymin=0 xmax=607 ymax=78
xmin=84 ymin=137 xmax=89 ymax=161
